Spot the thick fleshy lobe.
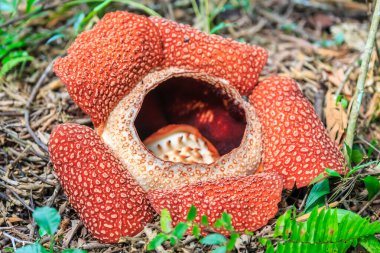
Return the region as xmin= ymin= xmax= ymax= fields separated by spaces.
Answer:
xmin=54 ymin=12 xmax=163 ymax=127
xmin=48 ymin=123 xmax=154 ymax=243
xmin=50 ymin=11 xmax=346 ymax=244
xmin=148 ymin=173 xmax=283 ymax=233
xmin=150 ymin=16 xmax=268 ymax=95
xmin=250 ymin=76 xmax=345 ymax=189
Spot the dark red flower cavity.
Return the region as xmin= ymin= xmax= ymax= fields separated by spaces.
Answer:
xmin=134 ymin=76 xmax=247 ymax=158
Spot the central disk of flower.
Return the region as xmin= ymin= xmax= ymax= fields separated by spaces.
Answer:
xmin=135 ymin=76 xmax=247 ymax=164
xmin=101 ymin=68 xmax=262 ymax=191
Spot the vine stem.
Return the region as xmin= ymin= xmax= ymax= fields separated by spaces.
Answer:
xmin=344 ymin=0 xmax=380 ymax=163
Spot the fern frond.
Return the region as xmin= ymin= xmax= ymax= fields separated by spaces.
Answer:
xmin=262 ymin=206 xmax=380 ymax=253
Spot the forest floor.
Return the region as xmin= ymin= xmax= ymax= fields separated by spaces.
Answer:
xmin=1 ymin=0 xmax=380 ymax=252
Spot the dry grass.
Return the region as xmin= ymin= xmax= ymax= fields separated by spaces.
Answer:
xmin=1 ymin=0 xmax=379 ymax=252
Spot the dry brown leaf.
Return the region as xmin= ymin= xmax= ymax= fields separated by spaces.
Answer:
xmin=365 ymin=93 xmax=380 ymax=119
xmin=324 ymin=90 xmax=348 ymax=145
xmin=0 ymin=217 xmax=23 ymax=226
xmin=296 ymin=201 xmax=339 ymax=222
xmin=38 ymin=79 xmax=64 ymax=99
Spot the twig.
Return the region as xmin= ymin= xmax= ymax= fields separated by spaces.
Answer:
xmin=0 ymin=181 xmax=34 ymax=212
xmin=256 ymin=7 xmax=318 ymax=42
xmin=358 ymin=190 xmax=380 ymax=215
xmin=3 ymin=231 xmax=33 ymax=251
xmin=46 ymin=184 xmax=61 ymax=207
xmin=357 ymin=135 xmax=380 ymax=155
xmin=24 ymin=60 xmax=56 ymax=153
xmin=344 ymin=0 xmax=380 ymax=163
xmin=81 ymin=242 xmax=113 ymax=250
xmin=334 ymin=57 xmax=360 ymax=99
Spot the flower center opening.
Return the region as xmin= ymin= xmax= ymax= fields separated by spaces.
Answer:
xmin=134 ymin=76 xmax=247 ymax=164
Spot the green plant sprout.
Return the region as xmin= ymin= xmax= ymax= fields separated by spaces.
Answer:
xmin=16 ymin=207 xmax=87 ymax=253
xmin=260 ymin=207 xmax=380 ymax=253
xmin=306 ymin=141 xmax=380 ymax=214
xmin=148 ymin=205 xmax=380 ymax=253
xmin=148 ymin=205 xmax=240 ymax=253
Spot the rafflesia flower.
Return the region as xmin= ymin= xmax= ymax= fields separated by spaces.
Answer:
xmin=49 ymin=11 xmax=344 ymax=243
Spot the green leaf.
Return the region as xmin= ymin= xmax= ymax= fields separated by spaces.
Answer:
xmin=274 ymin=209 xmax=292 ymax=237
xmin=73 ymin=12 xmax=85 ymax=35
xmin=0 ymin=55 xmax=33 ymax=78
xmin=0 ymin=56 xmax=34 ymax=78
xmin=221 ymin=212 xmax=233 ymax=231
xmin=244 ymin=230 xmax=254 ymax=236
xmin=192 ymin=224 xmax=201 ymax=238
xmin=201 ymin=215 xmax=209 ymax=226
xmin=305 ymin=179 xmax=330 ymax=213
xmin=226 ymin=233 xmax=239 ymax=251
xmin=186 ymin=205 xmax=197 ymax=222
xmin=364 ymin=175 xmax=380 ymax=200
xmin=38 ymin=227 xmax=47 ymax=237
xmin=214 ymin=219 xmax=223 ymax=229
xmin=62 ymin=250 xmax=87 ymax=253
xmin=32 ymin=207 xmax=61 ymax=236
xmin=259 ymin=238 xmax=275 ymax=253
xmin=169 ymin=236 xmax=176 ymax=246
xmin=79 ymin=0 xmax=112 ymax=31
xmin=210 ymin=22 xmax=235 ymax=34
xmin=26 ymin=0 xmax=38 ymax=13
xmin=347 ymin=166 xmax=361 ymax=177
xmin=212 ymin=246 xmax=227 ymax=253
xmin=340 ymin=97 xmax=348 ymax=109
xmin=160 ymin=208 xmax=173 ymax=233
xmin=0 ymin=1 xmax=16 ymax=13
xmin=172 ymin=222 xmax=188 ymax=240
xmin=344 ymin=142 xmax=352 ymax=164
xmin=359 ymin=236 xmax=380 ymax=253
xmin=0 ymin=41 xmax=26 ymax=59
xmin=200 ymin=234 xmax=227 ymax=245
xmin=264 ymin=205 xmax=380 ymax=253
xmin=367 ymin=140 xmax=378 ymax=157
xmin=46 ymin=34 xmax=64 ymax=44
xmin=16 ymin=243 xmax=48 ymax=253
xmin=309 ymin=172 xmax=326 ymax=185
xmin=325 ymin=168 xmax=341 ymax=178
xmin=336 ymin=209 xmax=361 ymax=222
xmin=147 ymin=233 xmax=168 ymax=250
xmin=334 ymin=32 xmax=345 ymax=45
xmin=352 ymin=148 xmax=364 ymax=164
xmin=280 ymin=23 xmax=297 ymax=32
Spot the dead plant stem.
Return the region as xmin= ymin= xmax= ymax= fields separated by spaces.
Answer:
xmin=344 ymin=0 xmax=380 ymax=164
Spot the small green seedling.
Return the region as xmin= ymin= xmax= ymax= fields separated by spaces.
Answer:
xmin=148 ymin=205 xmax=240 ymax=253
xmin=16 ymin=206 xmax=87 ymax=253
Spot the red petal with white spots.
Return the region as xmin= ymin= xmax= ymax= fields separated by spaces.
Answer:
xmin=150 ymin=16 xmax=268 ymax=95
xmin=48 ymin=124 xmax=153 ymax=243
xmin=250 ymin=76 xmax=345 ymax=189
xmin=148 ymin=173 xmax=283 ymax=233
xmin=54 ymin=12 xmax=163 ymax=127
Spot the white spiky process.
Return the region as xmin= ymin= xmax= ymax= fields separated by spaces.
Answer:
xmin=100 ymin=67 xmax=262 ymax=191
xmin=144 ymin=124 xmax=220 ymax=164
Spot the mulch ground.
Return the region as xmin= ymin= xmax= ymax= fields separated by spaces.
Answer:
xmin=1 ymin=0 xmax=379 ymax=252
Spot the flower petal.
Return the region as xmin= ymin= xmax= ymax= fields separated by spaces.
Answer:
xmin=54 ymin=12 xmax=163 ymax=127
xmin=147 ymin=173 xmax=283 ymax=233
xmin=150 ymin=16 xmax=267 ymax=95
xmin=250 ymin=76 xmax=345 ymax=189
xmin=48 ymin=123 xmax=154 ymax=243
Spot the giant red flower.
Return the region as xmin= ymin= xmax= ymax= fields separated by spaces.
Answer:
xmin=49 ymin=11 xmax=344 ymax=243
